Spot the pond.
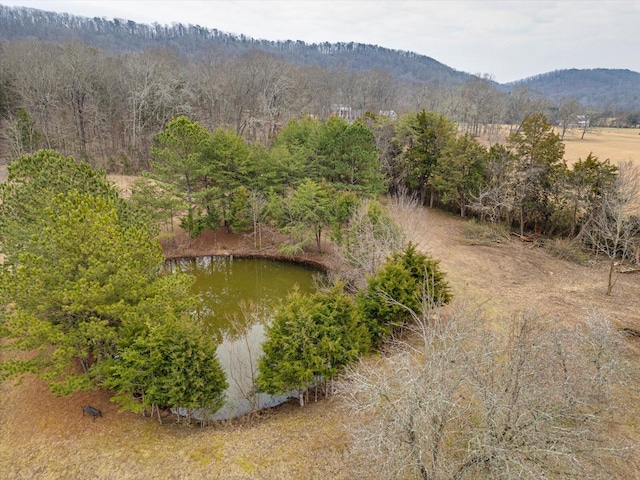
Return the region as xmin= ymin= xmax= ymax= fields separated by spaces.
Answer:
xmin=164 ymin=256 xmax=321 ymax=420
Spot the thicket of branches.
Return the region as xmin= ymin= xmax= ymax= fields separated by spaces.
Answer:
xmin=3 ymin=30 xmax=632 ymax=169
xmin=341 ymin=301 xmax=638 ymax=479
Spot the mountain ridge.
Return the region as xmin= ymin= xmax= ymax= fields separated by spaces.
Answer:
xmin=0 ymin=4 xmax=638 ymax=111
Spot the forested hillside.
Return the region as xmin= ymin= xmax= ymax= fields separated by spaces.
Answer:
xmin=505 ymin=69 xmax=640 ymax=111
xmin=2 ymin=4 xmax=639 ymax=108
xmin=0 ymin=4 xmax=474 ymax=85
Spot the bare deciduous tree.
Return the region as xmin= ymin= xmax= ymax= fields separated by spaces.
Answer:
xmin=335 ymin=197 xmax=408 ymax=288
xmin=584 ymin=160 xmax=640 ymax=295
xmin=340 ymin=300 xmax=635 ymax=479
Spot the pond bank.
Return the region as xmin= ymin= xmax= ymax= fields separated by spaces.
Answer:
xmin=160 ymin=225 xmax=339 ymax=273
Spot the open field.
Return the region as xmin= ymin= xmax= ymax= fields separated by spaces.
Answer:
xmin=482 ymin=126 xmax=640 ymax=166
xmin=2 ymin=205 xmax=639 ymax=479
xmin=561 ymin=127 xmax=640 ymax=165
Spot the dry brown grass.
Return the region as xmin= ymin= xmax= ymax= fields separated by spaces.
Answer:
xmin=562 ymin=127 xmax=640 ymax=165
xmin=107 ymin=174 xmax=139 ymax=199
xmin=0 ymin=376 xmax=352 ymax=480
xmin=480 ymin=125 xmax=640 ymax=166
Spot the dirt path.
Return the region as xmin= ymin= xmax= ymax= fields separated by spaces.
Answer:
xmin=406 ymin=207 xmax=640 ymax=331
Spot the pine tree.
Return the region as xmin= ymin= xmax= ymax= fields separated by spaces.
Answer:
xmin=257 ymin=286 xmax=369 ymax=405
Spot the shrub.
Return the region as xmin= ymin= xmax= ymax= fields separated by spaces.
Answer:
xmin=358 ymin=243 xmax=451 ymax=345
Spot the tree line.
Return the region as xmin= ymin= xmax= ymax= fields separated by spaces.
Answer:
xmin=3 ymin=34 xmax=632 ymax=170
xmin=138 ymin=109 xmax=639 ymax=297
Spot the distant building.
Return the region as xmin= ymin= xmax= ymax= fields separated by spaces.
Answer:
xmin=576 ymin=115 xmax=590 ymax=128
xmin=330 ymin=104 xmax=361 ymax=122
xmin=378 ymin=110 xmax=397 ymax=120
xmin=329 ymin=104 xmax=397 ymax=122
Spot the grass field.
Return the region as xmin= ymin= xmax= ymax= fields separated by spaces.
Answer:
xmin=481 ymin=126 xmax=640 ymax=166
xmin=560 ymin=127 xmax=640 ymax=165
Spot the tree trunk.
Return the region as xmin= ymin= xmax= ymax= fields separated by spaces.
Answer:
xmin=316 ymin=226 xmax=322 ymax=252
xmin=606 ymin=260 xmax=615 ymax=296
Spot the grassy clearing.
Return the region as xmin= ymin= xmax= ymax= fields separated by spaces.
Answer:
xmin=480 ymin=126 xmax=640 ymax=165
xmin=562 ymin=127 xmax=640 ymax=165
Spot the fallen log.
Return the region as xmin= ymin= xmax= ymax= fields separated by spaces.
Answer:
xmin=511 ymin=232 xmax=533 ymax=242
xmin=617 ymin=266 xmax=640 ymax=274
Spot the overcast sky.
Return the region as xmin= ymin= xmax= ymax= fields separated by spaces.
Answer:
xmin=3 ymin=0 xmax=639 ymax=83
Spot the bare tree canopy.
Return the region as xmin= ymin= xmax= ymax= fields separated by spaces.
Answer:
xmin=341 ymin=301 xmax=637 ymax=479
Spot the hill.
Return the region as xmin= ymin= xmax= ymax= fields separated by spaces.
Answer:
xmin=2 ymin=5 xmax=638 ymax=112
xmin=0 ymin=4 xmax=476 ymax=86
xmin=504 ymin=68 xmax=640 ymax=111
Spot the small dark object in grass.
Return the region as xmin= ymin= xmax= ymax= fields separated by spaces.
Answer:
xmin=82 ymin=405 xmax=102 ymax=421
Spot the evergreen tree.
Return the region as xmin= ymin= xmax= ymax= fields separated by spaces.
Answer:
xmin=432 ymin=134 xmax=487 ymax=217
xmin=104 ymin=315 xmax=227 ymax=423
xmin=286 ymin=179 xmax=334 ymax=252
xmin=199 ymin=127 xmax=251 ymax=225
xmin=272 ymin=116 xmax=322 ymax=182
xmin=395 ymin=110 xmax=456 ymax=206
xmin=150 ymin=115 xmax=211 ymax=236
xmin=568 ymin=153 xmax=617 ymax=236
xmin=227 ymin=186 xmax=252 ymax=233
xmin=358 ymin=243 xmax=451 ymax=345
xmin=0 ymin=149 xmax=140 ymax=266
xmin=508 ymin=113 xmax=566 ymax=235
xmin=257 ymin=286 xmax=369 ymax=405
xmin=151 ymin=115 xmax=210 ymax=210
xmin=1 ymin=191 xmax=165 ymax=393
xmin=317 ymin=117 xmax=385 ymax=195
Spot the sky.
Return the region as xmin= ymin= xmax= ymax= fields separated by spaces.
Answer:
xmin=2 ymin=0 xmax=640 ymax=83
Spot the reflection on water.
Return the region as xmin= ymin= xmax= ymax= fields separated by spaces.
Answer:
xmin=165 ymin=256 xmax=320 ymax=419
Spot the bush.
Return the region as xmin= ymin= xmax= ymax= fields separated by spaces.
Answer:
xmin=257 ymin=285 xmax=370 ymax=405
xmin=341 ymin=309 xmax=636 ymax=479
xmin=180 ymin=209 xmax=207 ymax=238
xmin=357 ymin=243 xmax=451 ymax=345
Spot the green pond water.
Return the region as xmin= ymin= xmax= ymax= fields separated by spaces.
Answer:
xmin=165 ymin=256 xmax=320 ymax=333
xmin=164 ymin=256 xmax=321 ymax=419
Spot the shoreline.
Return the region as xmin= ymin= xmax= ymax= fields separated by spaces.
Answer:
xmin=159 ymin=226 xmax=339 ymax=273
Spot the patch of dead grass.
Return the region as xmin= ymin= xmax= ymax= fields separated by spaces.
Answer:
xmin=459 ymin=218 xmax=511 ymax=246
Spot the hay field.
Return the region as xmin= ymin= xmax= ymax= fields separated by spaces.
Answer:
xmin=561 ymin=127 xmax=640 ymax=165
xmin=481 ymin=126 xmax=640 ymax=166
